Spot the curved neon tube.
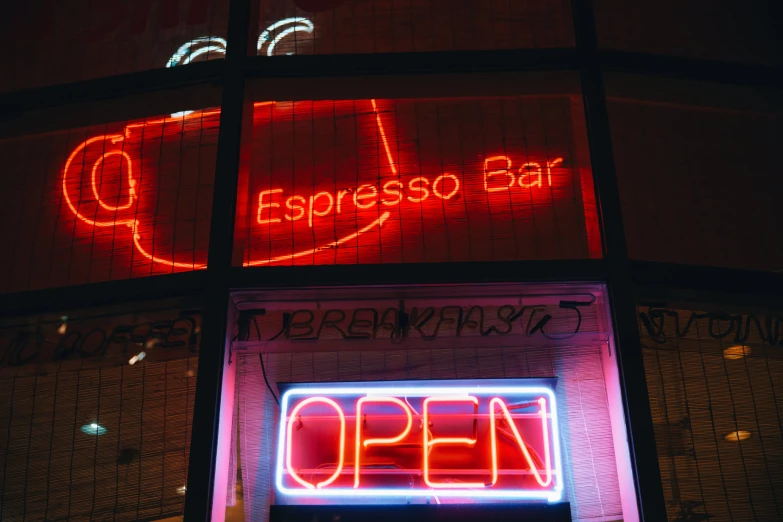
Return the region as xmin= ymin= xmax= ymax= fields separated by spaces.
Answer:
xmin=354 ymin=397 xmax=413 ymax=488
xmin=371 ymin=99 xmax=397 ymax=176
xmin=422 ymin=396 xmax=484 ymax=489
xmin=166 ymin=36 xmax=227 ymax=68
xmin=91 ymin=151 xmax=135 ymax=211
xmin=243 ymin=211 xmax=390 ymax=266
xmin=182 ymin=45 xmax=225 ymax=65
xmin=62 ymin=100 xmax=395 ymax=270
xmin=257 ymin=18 xmax=314 ymax=55
xmin=285 ymin=397 xmax=346 ymax=489
xmin=62 ymin=134 xmax=135 ymax=229
xmin=489 ymin=397 xmax=552 ymax=487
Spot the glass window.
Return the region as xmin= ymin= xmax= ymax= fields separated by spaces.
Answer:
xmin=607 ymin=74 xmax=783 ymax=271
xmin=639 ymin=301 xmax=783 ymax=521
xmin=234 ymin=86 xmax=600 ymax=267
xmin=0 ymin=0 xmax=230 ymax=93
xmin=0 ymin=298 xmax=201 ymax=521
xmin=0 ymin=100 xmax=220 ymax=293
xmin=254 ymin=0 xmax=574 ymax=57
xmin=594 ymin=0 xmax=782 ymax=66
xmin=221 ymin=283 xmax=638 ymax=521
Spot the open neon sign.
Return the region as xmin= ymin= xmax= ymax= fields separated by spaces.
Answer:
xmin=275 ymin=380 xmax=563 ymax=502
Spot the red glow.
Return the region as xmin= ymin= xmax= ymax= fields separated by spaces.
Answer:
xmin=59 ymin=98 xmax=596 ymax=273
xmin=285 ymin=396 xmax=346 ymax=489
xmin=422 ymin=396 xmax=484 ymax=489
xmin=354 ymin=397 xmax=413 ymax=488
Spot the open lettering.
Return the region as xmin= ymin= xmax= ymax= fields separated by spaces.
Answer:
xmin=276 ymin=384 xmax=563 ymax=501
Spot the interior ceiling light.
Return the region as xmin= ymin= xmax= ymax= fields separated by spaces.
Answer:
xmin=724 ymin=430 xmax=752 ymax=442
xmin=723 ymin=345 xmax=751 ymax=360
xmin=81 ymin=423 xmax=107 ymax=436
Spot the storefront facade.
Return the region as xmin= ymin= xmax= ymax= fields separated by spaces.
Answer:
xmin=1 ymin=1 xmax=781 ymax=520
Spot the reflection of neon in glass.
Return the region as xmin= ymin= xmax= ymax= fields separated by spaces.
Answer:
xmin=61 ymin=101 xmax=394 ymax=270
xmin=257 ymin=18 xmax=314 ymax=56
xmin=166 ymin=36 xmax=227 ymax=117
xmin=285 ymin=396 xmax=346 ymax=489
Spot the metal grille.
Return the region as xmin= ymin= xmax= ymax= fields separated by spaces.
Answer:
xmin=639 ymin=305 xmax=783 ymax=521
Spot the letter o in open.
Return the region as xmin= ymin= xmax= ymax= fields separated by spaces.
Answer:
xmin=285 ymin=397 xmax=346 ymax=489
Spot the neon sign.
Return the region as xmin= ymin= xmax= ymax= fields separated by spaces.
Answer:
xmin=275 ymin=380 xmax=563 ymax=502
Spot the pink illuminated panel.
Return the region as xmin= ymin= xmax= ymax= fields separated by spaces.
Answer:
xmin=275 ymin=380 xmax=563 ymax=502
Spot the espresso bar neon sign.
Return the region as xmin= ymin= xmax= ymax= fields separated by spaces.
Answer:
xmin=275 ymin=381 xmax=563 ymax=502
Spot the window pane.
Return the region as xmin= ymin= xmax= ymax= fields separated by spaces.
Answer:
xmin=254 ymin=0 xmax=573 ymax=57
xmin=223 ymin=283 xmax=638 ymax=521
xmin=0 ymin=298 xmax=201 ymax=520
xmin=594 ymin=0 xmax=782 ymax=66
xmin=639 ymin=301 xmax=783 ymax=521
xmin=608 ymin=75 xmax=782 ymax=271
xmin=234 ymin=88 xmax=600 ymax=266
xmin=1 ymin=0 xmax=230 ymax=93
xmin=0 ymin=102 xmax=219 ymax=293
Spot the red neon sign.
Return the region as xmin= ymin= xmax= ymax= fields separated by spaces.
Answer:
xmin=275 ymin=381 xmax=563 ymax=502
xmin=57 ymin=98 xmax=597 ymax=275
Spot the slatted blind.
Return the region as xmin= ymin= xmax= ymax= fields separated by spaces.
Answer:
xmin=256 ymin=0 xmax=573 ymax=56
xmin=0 ymin=300 xmax=201 ymax=521
xmin=640 ymin=305 xmax=783 ymax=521
xmin=232 ymin=286 xmax=624 ymax=521
xmin=0 ymin=357 xmax=198 ymax=521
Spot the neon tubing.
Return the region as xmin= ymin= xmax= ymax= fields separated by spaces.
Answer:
xmin=166 ymin=36 xmax=227 ymax=68
xmin=275 ymin=386 xmax=562 ymax=502
xmin=354 ymin=397 xmax=413 ymax=488
xmin=371 ymin=99 xmax=397 ymax=176
xmin=489 ymin=397 xmax=552 ymax=487
xmin=484 ymin=155 xmax=514 ymax=192
xmin=546 ymin=158 xmax=563 ymax=187
xmin=285 ymin=397 xmax=346 ymax=489
xmin=62 ymin=99 xmax=395 ymax=269
xmin=422 ymin=396 xmax=484 ymax=489
xmin=91 ymin=151 xmax=135 ymax=211
xmin=257 ymin=18 xmax=314 ymax=56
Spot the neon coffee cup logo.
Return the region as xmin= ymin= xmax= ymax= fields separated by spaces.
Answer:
xmin=275 ymin=381 xmax=563 ymax=502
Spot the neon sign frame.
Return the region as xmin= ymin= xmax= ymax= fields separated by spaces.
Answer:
xmin=274 ymin=380 xmax=564 ymax=502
